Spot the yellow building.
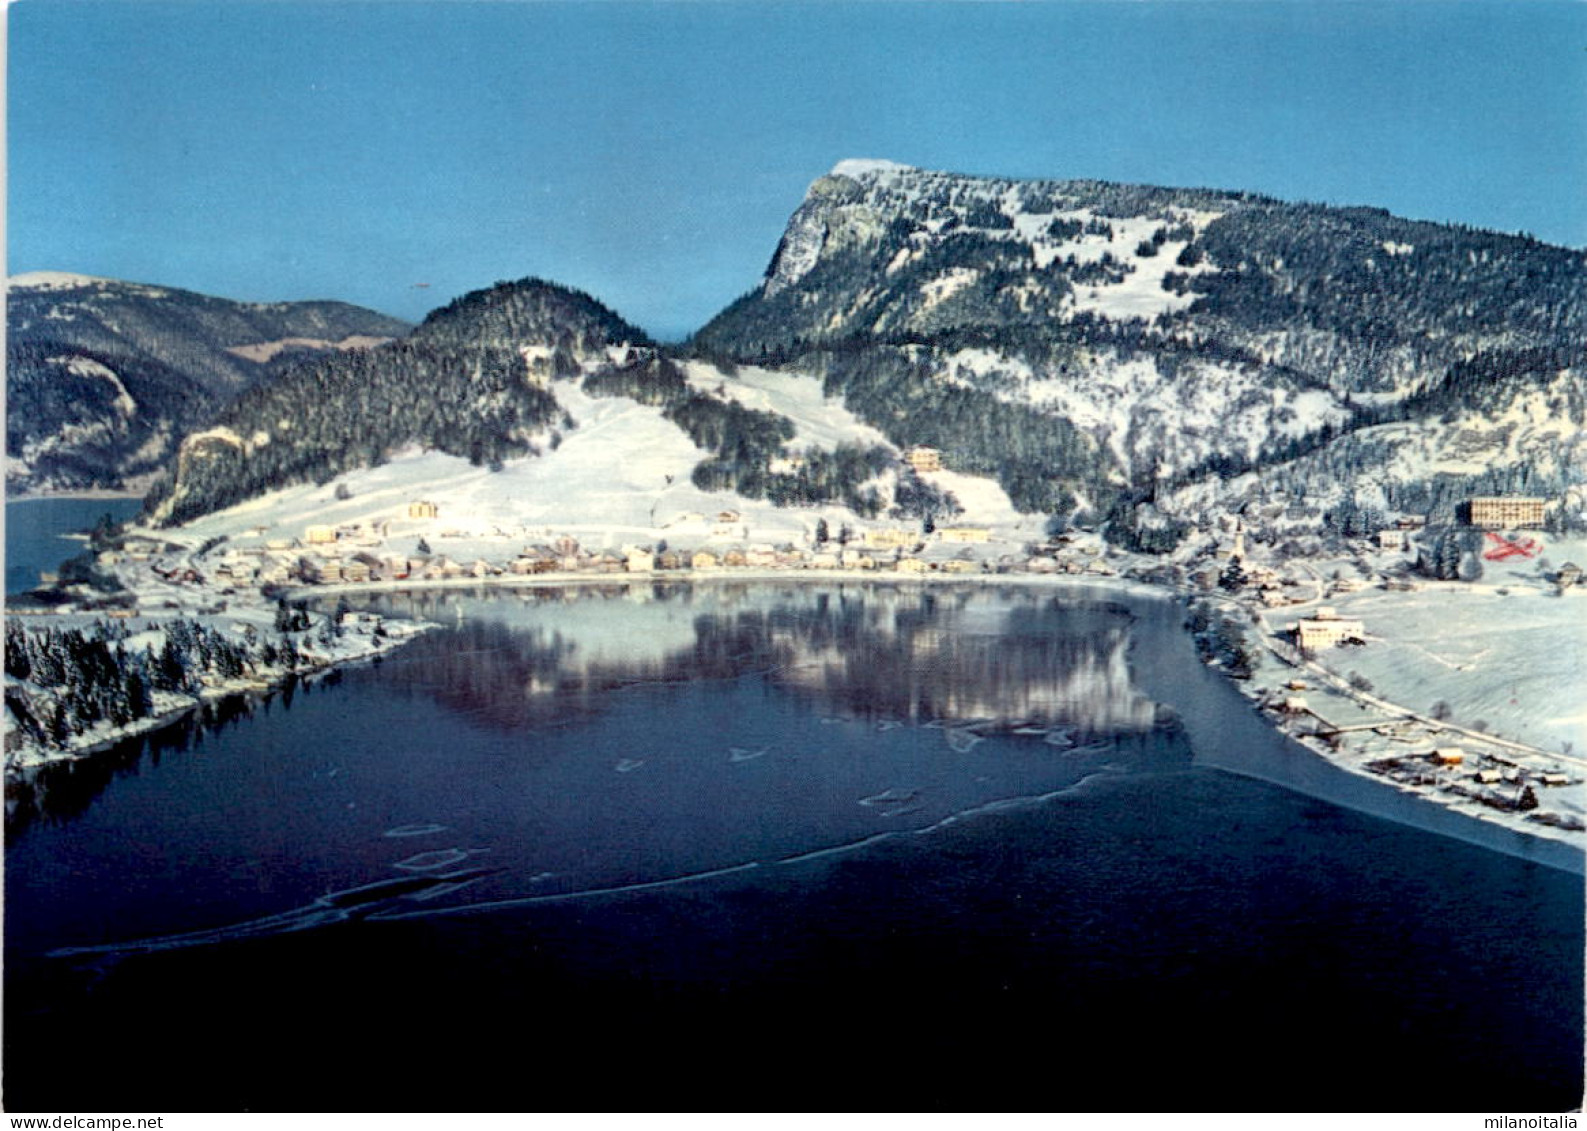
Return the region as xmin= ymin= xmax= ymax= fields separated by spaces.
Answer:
xmin=305 ymin=524 xmax=337 ymax=545
xmin=904 ymin=446 xmax=942 ymax=473
xmin=407 ymin=500 xmax=439 ymax=519
xmin=938 ymin=526 xmax=991 ymax=544
xmin=864 ymin=527 xmax=916 ymax=549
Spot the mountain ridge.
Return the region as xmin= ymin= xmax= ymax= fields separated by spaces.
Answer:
xmin=6 ymin=273 xmax=411 ymax=493
xmin=38 ymin=162 xmax=1587 ymax=550
xmin=689 ymin=160 xmax=1585 ymax=529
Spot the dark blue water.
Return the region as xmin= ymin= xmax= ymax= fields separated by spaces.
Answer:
xmin=6 ymin=583 xmax=1582 ymax=1110
xmin=5 ymin=497 xmax=143 ymax=595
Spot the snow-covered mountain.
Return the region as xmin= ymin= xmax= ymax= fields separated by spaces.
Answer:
xmin=6 ymin=273 xmax=410 ymax=493
xmin=153 ymin=276 xmax=993 ymax=538
xmin=128 ymin=161 xmax=1587 ymax=547
xmin=694 ymin=161 xmax=1586 ymax=528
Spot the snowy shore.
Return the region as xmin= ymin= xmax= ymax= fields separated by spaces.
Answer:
xmin=7 ymin=459 xmax=1581 ymax=867
xmin=279 ymin=568 xmax=1585 ymax=866
xmin=4 ymin=620 xmax=434 ymax=778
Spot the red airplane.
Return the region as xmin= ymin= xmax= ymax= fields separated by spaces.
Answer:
xmin=1483 ymin=531 xmax=1542 ymax=561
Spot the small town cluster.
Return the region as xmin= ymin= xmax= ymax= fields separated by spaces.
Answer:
xmin=1204 ymin=493 xmax=1583 ymax=835
xmin=17 ymin=471 xmax=1584 ymax=845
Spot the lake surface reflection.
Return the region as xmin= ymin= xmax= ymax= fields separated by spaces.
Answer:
xmin=6 ymin=582 xmax=1582 ymax=1110
xmin=11 ymin=584 xmax=1178 ymax=937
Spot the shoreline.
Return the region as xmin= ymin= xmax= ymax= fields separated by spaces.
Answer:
xmin=5 ymin=489 xmax=147 ymax=504
xmin=3 ymin=617 xmax=433 ymax=782
xmin=7 ymin=564 xmax=1581 ymax=869
xmin=283 ymin=564 xmax=1170 ymax=603
xmin=286 ymin=567 xmax=1582 ymax=870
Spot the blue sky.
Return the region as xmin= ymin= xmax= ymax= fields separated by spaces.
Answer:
xmin=9 ymin=1 xmax=1586 ymax=339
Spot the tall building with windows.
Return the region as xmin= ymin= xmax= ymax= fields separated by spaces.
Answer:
xmin=1466 ymin=497 xmax=1546 ymax=529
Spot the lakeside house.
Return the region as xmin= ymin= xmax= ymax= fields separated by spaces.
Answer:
xmin=1291 ymin=609 xmax=1366 ymax=650
xmin=407 ymin=500 xmax=439 ymax=519
xmin=304 ymin=558 xmax=344 ymax=585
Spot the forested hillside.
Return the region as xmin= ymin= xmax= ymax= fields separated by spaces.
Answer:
xmin=146 ymin=279 xmax=643 ymax=523
xmin=692 ymin=160 xmax=1587 ymax=533
xmin=131 ymin=163 xmax=1587 ymax=542
xmin=7 ymin=273 xmax=410 ymax=492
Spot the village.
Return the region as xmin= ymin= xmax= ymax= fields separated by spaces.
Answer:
xmin=11 ymin=430 xmax=1585 ymax=852
xmin=1204 ymin=493 xmax=1585 ymax=844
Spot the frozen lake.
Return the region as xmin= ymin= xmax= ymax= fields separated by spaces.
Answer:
xmin=6 ymin=582 xmax=1582 ymax=1109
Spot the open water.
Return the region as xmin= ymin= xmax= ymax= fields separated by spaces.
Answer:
xmin=5 ymin=581 xmax=1582 ymax=1110
xmin=4 ymin=497 xmax=143 ymax=596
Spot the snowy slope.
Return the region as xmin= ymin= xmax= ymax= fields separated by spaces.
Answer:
xmin=937 ymin=347 xmax=1349 ymax=478
xmin=1311 ymin=576 xmax=1587 ymax=754
xmin=1163 ymin=369 xmax=1587 ymax=525
xmin=683 ymin=362 xmax=891 ymax=451
xmin=168 ymin=361 xmax=1034 ymax=554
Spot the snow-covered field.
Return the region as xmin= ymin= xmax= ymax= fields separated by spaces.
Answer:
xmin=171 ymin=368 xmax=1034 ymax=561
xmin=1307 ymin=577 xmax=1586 ymax=755
xmin=683 ymin=362 xmax=890 ymax=452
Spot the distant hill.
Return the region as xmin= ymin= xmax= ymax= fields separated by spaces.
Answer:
xmin=148 ymin=279 xmax=653 ymax=524
xmin=6 ymin=272 xmax=410 ymax=493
